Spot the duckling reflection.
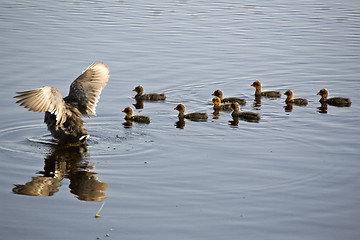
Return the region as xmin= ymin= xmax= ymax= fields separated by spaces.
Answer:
xmin=228 ymin=117 xmax=239 ymax=127
xmin=253 ymin=95 xmax=262 ymax=109
xmin=212 ymin=109 xmax=220 ymax=119
xmin=284 ymin=103 xmax=294 ymax=112
xmin=175 ymin=119 xmax=186 ymax=129
xmin=12 ymin=143 xmax=108 ymax=202
xmin=122 ymin=120 xmax=133 ymax=128
xmin=317 ymin=103 xmax=328 ymax=114
xmin=133 ymin=99 xmax=144 ymax=109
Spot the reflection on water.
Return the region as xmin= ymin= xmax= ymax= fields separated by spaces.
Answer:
xmin=122 ymin=120 xmax=133 ymax=128
xmin=174 ymin=119 xmax=186 ymax=129
xmin=12 ymin=144 xmax=108 ymax=202
xmin=133 ymin=99 xmax=144 ymax=109
xmin=228 ymin=117 xmax=239 ymax=127
xmin=284 ymin=103 xmax=294 ymax=112
xmin=317 ymin=103 xmax=328 ymax=114
xmin=212 ymin=109 xmax=221 ymax=119
xmin=253 ymin=96 xmax=262 ymax=109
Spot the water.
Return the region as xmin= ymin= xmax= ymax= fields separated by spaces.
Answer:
xmin=1 ymin=0 xmax=360 ymax=239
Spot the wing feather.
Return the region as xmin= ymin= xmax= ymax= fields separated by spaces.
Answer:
xmin=14 ymin=87 xmax=67 ymax=124
xmin=66 ymin=62 xmax=109 ymax=116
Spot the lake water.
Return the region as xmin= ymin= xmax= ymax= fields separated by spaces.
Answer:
xmin=1 ymin=0 xmax=360 ymax=239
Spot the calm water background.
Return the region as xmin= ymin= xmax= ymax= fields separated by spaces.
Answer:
xmin=1 ymin=0 xmax=360 ymax=239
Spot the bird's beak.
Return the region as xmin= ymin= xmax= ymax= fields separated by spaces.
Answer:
xmin=316 ymin=92 xmax=321 ymax=95
xmin=251 ymin=83 xmax=254 ymax=87
xmin=132 ymin=89 xmax=136 ymax=92
xmin=174 ymin=107 xmax=177 ymax=110
xmin=211 ymin=93 xmax=215 ymax=96
xmin=122 ymin=110 xmax=125 ymax=113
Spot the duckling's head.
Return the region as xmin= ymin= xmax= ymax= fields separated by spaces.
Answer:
xmin=212 ymin=89 xmax=223 ymax=99
xmin=174 ymin=104 xmax=186 ymax=113
xmin=228 ymin=102 xmax=240 ymax=111
xmin=122 ymin=107 xmax=133 ymax=117
xmin=317 ymin=88 xmax=328 ymax=98
xmin=211 ymin=96 xmax=222 ymax=106
xmin=133 ymin=85 xmax=144 ymax=94
xmin=284 ymin=90 xmax=294 ymax=98
xmin=251 ymin=80 xmax=262 ymax=90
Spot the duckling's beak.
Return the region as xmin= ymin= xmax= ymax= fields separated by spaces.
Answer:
xmin=174 ymin=107 xmax=177 ymax=110
xmin=132 ymin=89 xmax=137 ymax=92
xmin=122 ymin=110 xmax=125 ymax=113
xmin=211 ymin=93 xmax=215 ymax=96
xmin=316 ymin=92 xmax=321 ymax=95
xmin=251 ymin=83 xmax=254 ymax=87
xmin=284 ymin=92 xmax=287 ymax=95
xmin=227 ymin=105 xmax=232 ymax=109
xmin=211 ymin=100 xmax=215 ymax=103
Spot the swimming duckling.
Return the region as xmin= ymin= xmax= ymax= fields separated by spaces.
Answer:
xmin=211 ymin=96 xmax=231 ymax=111
xmin=122 ymin=107 xmax=150 ymax=123
xmin=228 ymin=102 xmax=261 ymax=121
xmin=14 ymin=62 xmax=110 ymax=143
xmin=133 ymin=85 xmax=166 ymax=101
xmin=284 ymin=90 xmax=308 ymax=105
xmin=212 ymin=89 xmax=246 ymax=105
xmin=317 ymin=88 xmax=351 ymax=107
xmin=174 ymin=104 xmax=208 ymax=120
xmin=251 ymin=80 xmax=281 ymax=98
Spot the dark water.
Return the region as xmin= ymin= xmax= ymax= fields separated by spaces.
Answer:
xmin=1 ymin=0 xmax=360 ymax=239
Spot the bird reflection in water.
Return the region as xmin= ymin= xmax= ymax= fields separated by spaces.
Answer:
xmin=133 ymin=99 xmax=144 ymax=109
xmin=228 ymin=117 xmax=239 ymax=127
xmin=12 ymin=143 xmax=108 ymax=202
xmin=284 ymin=103 xmax=294 ymax=112
xmin=253 ymin=95 xmax=262 ymax=110
xmin=175 ymin=119 xmax=186 ymax=129
xmin=317 ymin=103 xmax=328 ymax=114
xmin=122 ymin=120 xmax=133 ymax=128
xmin=212 ymin=109 xmax=220 ymax=119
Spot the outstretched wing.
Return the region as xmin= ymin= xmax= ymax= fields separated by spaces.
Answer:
xmin=65 ymin=62 xmax=110 ymax=117
xmin=14 ymin=87 xmax=67 ymax=124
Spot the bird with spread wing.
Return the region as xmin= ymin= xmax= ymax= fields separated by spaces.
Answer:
xmin=14 ymin=62 xmax=110 ymax=144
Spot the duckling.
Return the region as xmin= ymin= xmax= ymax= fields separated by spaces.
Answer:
xmin=14 ymin=62 xmax=110 ymax=143
xmin=212 ymin=89 xmax=246 ymax=105
xmin=211 ymin=96 xmax=231 ymax=111
xmin=284 ymin=90 xmax=308 ymax=105
xmin=122 ymin=107 xmax=150 ymax=123
xmin=251 ymin=80 xmax=281 ymax=98
xmin=228 ymin=102 xmax=261 ymax=121
xmin=174 ymin=104 xmax=208 ymax=120
xmin=317 ymin=88 xmax=351 ymax=107
xmin=133 ymin=85 xmax=166 ymax=101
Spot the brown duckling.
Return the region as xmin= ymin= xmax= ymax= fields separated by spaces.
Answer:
xmin=174 ymin=104 xmax=208 ymax=120
xmin=284 ymin=90 xmax=308 ymax=105
xmin=228 ymin=102 xmax=261 ymax=121
xmin=122 ymin=107 xmax=150 ymax=123
xmin=133 ymin=85 xmax=166 ymax=101
xmin=212 ymin=89 xmax=246 ymax=105
xmin=14 ymin=62 xmax=110 ymax=144
xmin=251 ymin=80 xmax=281 ymax=98
xmin=211 ymin=96 xmax=231 ymax=111
xmin=317 ymin=88 xmax=351 ymax=107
